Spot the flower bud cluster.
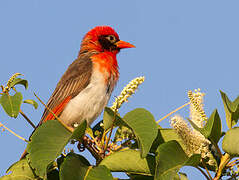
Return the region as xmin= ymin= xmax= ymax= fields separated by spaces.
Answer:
xmin=170 ymin=89 xmax=216 ymax=166
xmin=170 ymin=115 xmax=216 ymax=166
xmin=111 ymin=76 xmax=145 ymax=111
xmin=188 ymin=89 xmax=207 ymax=127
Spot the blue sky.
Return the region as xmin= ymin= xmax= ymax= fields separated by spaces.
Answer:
xmin=1 ymin=0 xmax=239 ymax=179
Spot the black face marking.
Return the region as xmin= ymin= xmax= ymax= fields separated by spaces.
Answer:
xmin=98 ymin=35 xmax=119 ymax=51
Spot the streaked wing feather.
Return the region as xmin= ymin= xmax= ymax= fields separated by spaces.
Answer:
xmin=39 ymin=53 xmax=93 ymax=125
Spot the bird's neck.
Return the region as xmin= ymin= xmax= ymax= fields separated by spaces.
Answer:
xmin=91 ymin=51 xmax=119 ymax=81
xmin=79 ymin=41 xmax=119 ymax=81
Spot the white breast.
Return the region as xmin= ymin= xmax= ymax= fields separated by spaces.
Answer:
xmin=59 ymin=68 xmax=111 ymax=127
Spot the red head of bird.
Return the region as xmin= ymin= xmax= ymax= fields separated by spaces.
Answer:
xmin=79 ymin=26 xmax=135 ymax=55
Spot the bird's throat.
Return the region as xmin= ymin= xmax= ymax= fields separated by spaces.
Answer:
xmin=91 ymin=52 xmax=119 ymax=82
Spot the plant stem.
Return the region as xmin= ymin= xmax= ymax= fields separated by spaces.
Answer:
xmin=103 ymin=108 xmax=117 ymax=155
xmin=80 ymin=136 xmax=102 ymax=164
xmin=227 ymin=158 xmax=239 ymax=167
xmin=84 ymin=166 xmax=93 ymax=178
xmin=212 ymin=142 xmax=223 ymax=159
xmin=0 ymin=121 xmax=28 ymax=142
xmin=227 ymin=161 xmax=239 ymax=168
xmin=201 ymin=160 xmax=213 ymax=180
xmin=101 ymin=129 xmax=109 ymax=147
xmin=113 ymin=139 xmax=131 ymax=151
xmin=0 ymin=85 xmax=4 ymax=92
xmin=157 ymin=102 xmax=190 ymax=123
xmin=103 ymin=101 xmax=119 ymax=155
xmin=214 ymin=153 xmax=231 ymax=180
xmin=19 ymin=109 xmax=36 ymax=129
xmin=86 ymin=133 xmax=101 ymax=151
xmin=196 ymin=166 xmax=211 ymax=180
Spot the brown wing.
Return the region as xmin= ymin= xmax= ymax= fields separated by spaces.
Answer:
xmin=39 ymin=52 xmax=93 ymax=126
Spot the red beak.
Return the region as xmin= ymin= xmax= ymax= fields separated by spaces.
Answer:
xmin=115 ymin=40 xmax=135 ymax=49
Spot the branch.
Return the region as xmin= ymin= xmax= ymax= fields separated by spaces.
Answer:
xmin=79 ymin=136 xmax=103 ymax=164
xmin=157 ymin=102 xmax=190 ymax=123
xmin=85 ymin=130 xmax=102 ymax=151
xmin=201 ymin=160 xmax=213 ymax=180
xmin=214 ymin=153 xmax=231 ymax=180
xmin=20 ymin=109 xmax=36 ymax=129
xmin=227 ymin=158 xmax=239 ymax=167
xmin=196 ymin=166 xmax=211 ymax=180
xmin=103 ymin=101 xmax=118 ymax=155
xmin=0 ymin=121 xmax=28 ymax=142
xmin=212 ymin=142 xmax=223 ymax=159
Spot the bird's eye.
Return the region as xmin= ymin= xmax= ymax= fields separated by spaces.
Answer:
xmin=106 ymin=35 xmax=116 ymax=43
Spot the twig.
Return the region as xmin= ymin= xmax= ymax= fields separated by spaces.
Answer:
xmin=214 ymin=153 xmax=231 ymax=180
xmin=227 ymin=158 xmax=239 ymax=167
xmin=84 ymin=166 xmax=93 ymax=178
xmin=196 ymin=166 xmax=211 ymax=180
xmin=19 ymin=109 xmax=36 ymax=129
xmin=201 ymin=160 xmax=213 ymax=180
xmin=103 ymin=101 xmax=118 ymax=155
xmin=85 ymin=132 xmax=101 ymax=152
xmin=0 ymin=121 xmax=28 ymax=142
xmin=101 ymin=130 xmax=108 ymax=147
xmin=213 ymin=142 xmax=223 ymax=159
xmin=113 ymin=139 xmax=132 ymax=151
xmin=80 ymin=136 xmax=102 ymax=163
xmin=157 ymin=102 xmax=190 ymax=123
xmin=103 ymin=113 xmax=116 ymax=154
xmin=34 ymin=93 xmax=73 ymax=133
xmin=0 ymin=85 xmax=4 ymax=92
xmin=227 ymin=161 xmax=239 ymax=168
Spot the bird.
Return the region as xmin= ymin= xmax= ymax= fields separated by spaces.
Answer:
xmin=20 ymin=25 xmax=134 ymax=159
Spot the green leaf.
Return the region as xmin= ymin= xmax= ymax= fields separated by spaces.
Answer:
xmin=188 ymin=109 xmax=221 ymax=143
xmin=150 ymin=128 xmax=186 ymax=153
xmin=23 ymin=99 xmax=38 ymax=109
xmin=100 ymin=149 xmax=155 ymax=176
xmin=8 ymin=78 xmax=28 ymax=90
xmin=103 ymin=107 xmax=126 ymax=130
xmin=85 ymin=166 xmax=113 ymax=180
xmin=222 ymin=127 xmax=239 ymax=156
xmin=0 ymin=158 xmax=37 ymax=180
xmin=220 ymin=90 xmax=239 ymax=129
xmin=47 ymin=169 xmax=60 ymax=180
xmin=203 ymin=109 xmax=221 ymax=143
xmin=59 ymin=153 xmax=90 ymax=180
xmin=173 ymin=174 xmax=180 ymax=180
xmin=85 ymin=126 xmax=94 ymax=138
xmin=0 ymin=92 xmax=23 ymax=118
xmin=155 ymin=140 xmax=201 ymax=180
xmin=129 ymin=174 xmax=154 ymax=180
xmin=123 ymin=108 xmax=158 ymax=158
xmin=27 ymin=120 xmax=87 ymax=178
xmin=60 ymin=153 xmax=113 ymax=180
